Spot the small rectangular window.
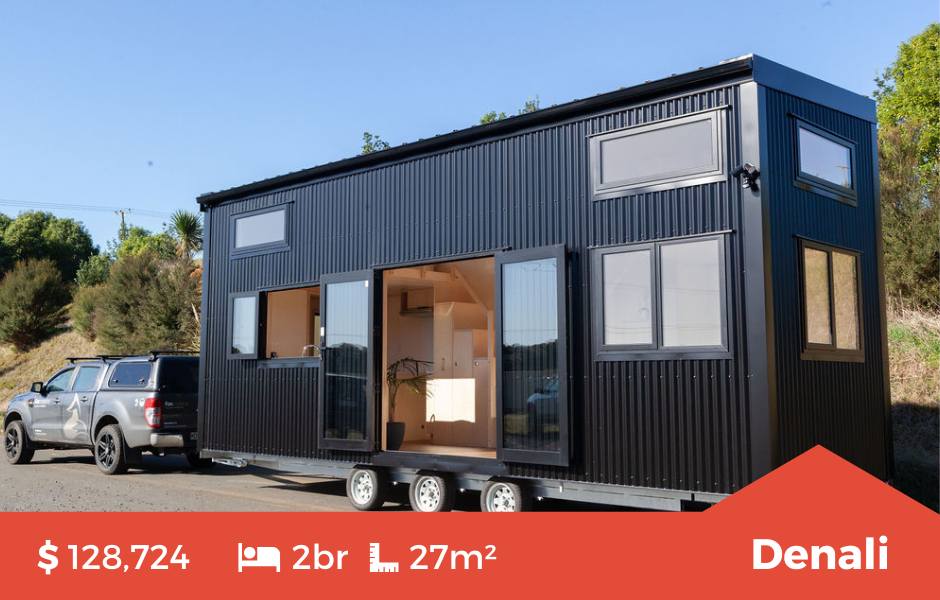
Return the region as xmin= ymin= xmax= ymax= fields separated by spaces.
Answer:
xmin=109 ymin=363 xmax=153 ymax=388
xmin=590 ymin=109 xmax=726 ymax=199
xmin=229 ymin=293 xmax=260 ymax=359
xmin=794 ymin=119 xmax=856 ymax=202
xmin=231 ymin=206 xmax=289 ymax=255
xmin=800 ymin=240 xmax=863 ymax=361
xmin=593 ymin=234 xmax=728 ymax=360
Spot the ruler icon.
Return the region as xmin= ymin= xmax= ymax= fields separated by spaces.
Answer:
xmin=369 ymin=543 xmax=399 ymax=573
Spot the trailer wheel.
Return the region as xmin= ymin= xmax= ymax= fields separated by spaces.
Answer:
xmin=481 ymin=480 xmax=530 ymax=512
xmin=409 ymin=472 xmax=455 ymax=512
xmin=346 ymin=467 xmax=387 ymax=511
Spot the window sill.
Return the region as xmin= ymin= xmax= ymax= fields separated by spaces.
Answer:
xmin=258 ymin=357 xmax=321 ymax=369
xmin=800 ymin=349 xmax=864 ymax=363
xmin=595 ymin=348 xmax=732 ymax=362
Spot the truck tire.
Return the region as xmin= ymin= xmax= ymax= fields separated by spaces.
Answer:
xmin=346 ymin=467 xmax=387 ymax=511
xmin=409 ymin=472 xmax=455 ymax=512
xmin=94 ymin=424 xmax=129 ymax=475
xmin=480 ymin=480 xmax=530 ymax=512
xmin=4 ymin=420 xmax=34 ymax=465
xmin=185 ymin=451 xmax=214 ymax=469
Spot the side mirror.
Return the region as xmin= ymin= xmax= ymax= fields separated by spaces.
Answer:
xmin=30 ymin=382 xmax=45 ymax=395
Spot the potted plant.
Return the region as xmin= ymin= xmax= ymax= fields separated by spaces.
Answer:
xmin=385 ymin=357 xmax=433 ymax=451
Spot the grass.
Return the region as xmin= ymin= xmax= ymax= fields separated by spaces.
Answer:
xmin=888 ymin=306 xmax=940 ymax=511
xmin=0 ymin=328 xmax=100 ymax=413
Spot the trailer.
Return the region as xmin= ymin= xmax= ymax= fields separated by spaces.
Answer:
xmin=195 ymin=54 xmax=891 ymax=511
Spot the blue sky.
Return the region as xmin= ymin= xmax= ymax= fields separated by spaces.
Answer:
xmin=0 ymin=1 xmax=935 ymax=248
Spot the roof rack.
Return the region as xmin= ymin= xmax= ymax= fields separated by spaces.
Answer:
xmin=146 ymin=350 xmax=200 ymax=361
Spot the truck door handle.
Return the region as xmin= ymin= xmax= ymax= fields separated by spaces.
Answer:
xmin=53 ymin=399 xmax=61 ymax=404
xmin=80 ymin=395 xmax=90 ymax=402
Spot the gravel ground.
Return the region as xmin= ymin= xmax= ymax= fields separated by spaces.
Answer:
xmin=1 ymin=449 xmax=619 ymax=512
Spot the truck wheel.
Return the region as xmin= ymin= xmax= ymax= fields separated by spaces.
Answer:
xmin=185 ymin=452 xmax=214 ymax=469
xmin=4 ymin=420 xmax=34 ymax=465
xmin=409 ymin=472 xmax=455 ymax=512
xmin=481 ymin=480 xmax=530 ymax=512
xmin=346 ymin=467 xmax=387 ymax=511
xmin=94 ymin=425 xmax=129 ymax=475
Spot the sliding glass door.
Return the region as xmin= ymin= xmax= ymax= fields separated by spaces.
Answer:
xmin=495 ymin=245 xmax=569 ymax=466
xmin=318 ymin=270 xmax=377 ymax=451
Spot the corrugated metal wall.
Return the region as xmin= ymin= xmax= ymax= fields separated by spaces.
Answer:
xmin=763 ymin=88 xmax=889 ymax=479
xmin=202 ymin=82 xmax=754 ymax=494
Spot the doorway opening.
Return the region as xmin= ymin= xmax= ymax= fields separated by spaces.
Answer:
xmin=381 ymin=256 xmax=496 ymax=459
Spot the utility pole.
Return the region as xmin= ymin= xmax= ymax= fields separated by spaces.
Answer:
xmin=114 ymin=209 xmax=128 ymax=241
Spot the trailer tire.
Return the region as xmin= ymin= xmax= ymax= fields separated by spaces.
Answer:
xmin=481 ymin=480 xmax=530 ymax=512
xmin=409 ymin=472 xmax=455 ymax=512
xmin=347 ymin=467 xmax=387 ymax=511
xmin=94 ymin=424 xmax=129 ymax=475
xmin=4 ymin=420 xmax=34 ymax=465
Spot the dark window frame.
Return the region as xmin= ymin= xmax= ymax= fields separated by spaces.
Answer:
xmin=259 ymin=283 xmax=322 ymax=366
xmin=107 ymin=361 xmax=154 ymax=389
xmin=317 ymin=269 xmax=377 ymax=453
xmin=495 ymin=244 xmax=570 ymax=467
xmin=589 ymin=107 xmax=728 ymax=200
xmin=227 ymin=291 xmax=263 ymax=360
xmin=798 ymin=238 xmax=865 ymax=362
xmin=229 ymin=203 xmax=291 ymax=258
xmin=792 ymin=116 xmax=857 ymax=205
xmin=592 ymin=233 xmax=732 ymax=361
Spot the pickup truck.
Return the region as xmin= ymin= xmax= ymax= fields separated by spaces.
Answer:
xmin=3 ymin=353 xmax=207 ymax=475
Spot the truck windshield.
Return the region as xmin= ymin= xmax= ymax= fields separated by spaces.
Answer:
xmin=157 ymin=359 xmax=199 ymax=393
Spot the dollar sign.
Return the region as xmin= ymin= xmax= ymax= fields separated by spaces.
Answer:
xmin=37 ymin=539 xmax=58 ymax=575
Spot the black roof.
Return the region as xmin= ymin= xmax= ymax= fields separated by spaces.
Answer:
xmin=197 ymin=54 xmax=874 ymax=207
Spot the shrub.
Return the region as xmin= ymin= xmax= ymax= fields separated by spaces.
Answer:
xmin=75 ymin=254 xmax=112 ymax=288
xmin=95 ymin=253 xmax=200 ymax=354
xmin=0 ymin=259 xmax=70 ymax=351
xmin=71 ymin=284 xmax=106 ymax=341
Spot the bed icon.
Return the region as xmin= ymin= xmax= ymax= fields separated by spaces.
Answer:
xmin=238 ymin=543 xmax=281 ymax=573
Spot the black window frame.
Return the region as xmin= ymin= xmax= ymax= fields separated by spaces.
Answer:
xmin=589 ymin=107 xmax=728 ymax=200
xmin=107 ymin=361 xmax=154 ymax=389
xmin=792 ymin=116 xmax=857 ymax=205
xmin=259 ymin=283 xmax=322 ymax=367
xmin=798 ymin=238 xmax=864 ymax=362
xmin=227 ymin=291 xmax=264 ymax=360
xmin=592 ymin=233 xmax=731 ymax=361
xmin=229 ymin=203 xmax=291 ymax=258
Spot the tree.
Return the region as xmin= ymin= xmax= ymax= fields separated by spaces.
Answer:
xmin=875 ymin=24 xmax=940 ymax=309
xmin=361 ymin=131 xmax=390 ymax=154
xmin=0 ymin=259 xmax=70 ymax=351
xmin=169 ymin=210 xmax=203 ymax=258
xmin=94 ymin=252 xmax=200 ymax=354
xmin=75 ymin=254 xmax=113 ymax=287
xmin=1 ymin=211 xmax=95 ymax=281
xmin=70 ymin=283 xmax=106 ymax=340
xmin=479 ymin=96 xmax=540 ymax=124
xmin=875 ymin=23 xmax=940 ymax=180
xmin=111 ymin=226 xmax=176 ymax=260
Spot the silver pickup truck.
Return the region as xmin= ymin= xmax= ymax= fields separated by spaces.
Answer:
xmin=3 ymin=353 xmax=206 ymax=475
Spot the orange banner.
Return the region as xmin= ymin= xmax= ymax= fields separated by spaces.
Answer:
xmin=2 ymin=447 xmax=937 ymax=597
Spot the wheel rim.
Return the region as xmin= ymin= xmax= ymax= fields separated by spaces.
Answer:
xmin=5 ymin=427 xmax=19 ymax=459
xmin=416 ymin=477 xmax=442 ymax=511
xmin=96 ymin=432 xmax=116 ymax=469
xmin=351 ymin=470 xmax=375 ymax=505
xmin=486 ymin=483 xmax=516 ymax=512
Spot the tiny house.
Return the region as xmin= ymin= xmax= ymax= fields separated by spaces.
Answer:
xmin=196 ymin=55 xmax=891 ymax=511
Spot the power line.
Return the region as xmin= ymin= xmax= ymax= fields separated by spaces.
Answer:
xmin=0 ymin=197 xmax=173 ymax=219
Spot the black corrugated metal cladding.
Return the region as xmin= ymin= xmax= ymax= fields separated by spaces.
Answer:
xmin=763 ymin=89 xmax=889 ymax=480
xmin=201 ymin=83 xmax=753 ymax=494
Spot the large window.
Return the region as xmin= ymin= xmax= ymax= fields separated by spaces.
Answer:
xmin=265 ymin=286 xmax=321 ymax=359
xmin=231 ymin=205 xmax=289 ymax=256
xmin=590 ymin=109 xmax=726 ymax=199
xmin=108 ymin=362 xmax=153 ymax=388
xmin=592 ymin=235 xmax=728 ymax=360
xmin=800 ymin=240 xmax=863 ymax=361
xmin=794 ymin=119 xmax=856 ymax=203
